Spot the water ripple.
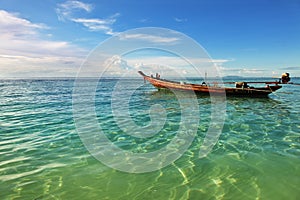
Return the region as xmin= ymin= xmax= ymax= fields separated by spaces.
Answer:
xmin=0 ymin=78 xmax=299 ymax=199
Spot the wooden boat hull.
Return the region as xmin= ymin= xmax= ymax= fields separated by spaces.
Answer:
xmin=138 ymin=71 xmax=282 ymax=97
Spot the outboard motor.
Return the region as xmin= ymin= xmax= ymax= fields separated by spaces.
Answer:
xmin=281 ymin=72 xmax=290 ymax=84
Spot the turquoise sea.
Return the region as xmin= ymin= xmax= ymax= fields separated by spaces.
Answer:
xmin=0 ymin=77 xmax=299 ymax=200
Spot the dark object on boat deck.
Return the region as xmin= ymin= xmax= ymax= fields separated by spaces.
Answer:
xmin=281 ymin=72 xmax=290 ymax=84
xmin=235 ymin=82 xmax=248 ymax=88
xmin=138 ymin=71 xmax=283 ymax=98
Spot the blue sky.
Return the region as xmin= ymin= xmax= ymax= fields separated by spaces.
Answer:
xmin=0 ymin=0 xmax=299 ymax=77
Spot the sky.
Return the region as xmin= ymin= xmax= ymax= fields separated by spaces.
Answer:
xmin=0 ymin=0 xmax=299 ymax=78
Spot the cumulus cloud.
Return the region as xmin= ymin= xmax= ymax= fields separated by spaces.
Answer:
xmin=0 ymin=10 xmax=85 ymax=77
xmin=104 ymin=55 xmax=133 ymax=72
xmin=56 ymin=0 xmax=119 ymax=35
xmin=95 ymin=53 xmax=230 ymax=78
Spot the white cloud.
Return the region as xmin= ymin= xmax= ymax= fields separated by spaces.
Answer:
xmin=0 ymin=10 xmax=86 ymax=77
xmin=56 ymin=1 xmax=119 ymax=35
xmin=118 ymin=33 xmax=180 ymax=44
xmin=95 ymin=53 xmax=229 ymax=77
xmin=71 ymin=13 xmax=120 ymax=34
xmin=60 ymin=0 xmax=92 ymax=12
xmin=0 ymin=10 xmax=48 ymax=37
xmin=72 ymin=18 xmax=116 ymax=25
xmin=125 ymin=56 xmax=229 ymax=68
xmin=139 ymin=18 xmax=149 ymax=23
xmin=0 ymin=54 xmax=82 ymax=76
xmin=218 ymin=66 xmax=271 ymax=76
xmin=211 ymin=59 xmax=232 ymax=63
xmin=220 ymin=66 xmax=299 ymax=77
xmin=102 ymin=55 xmax=134 ymax=75
xmin=56 ymin=0 xmax=93 ymax=20
xmin=174 ymin=17 xmax=187 ymax=22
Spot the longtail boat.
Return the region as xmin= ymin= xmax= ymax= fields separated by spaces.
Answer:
xmin=138 ymin=71 xmax=290 ymax=97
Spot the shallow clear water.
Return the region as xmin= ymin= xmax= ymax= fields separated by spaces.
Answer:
xmin=0 ymin=78 xmax=299 ymax=199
